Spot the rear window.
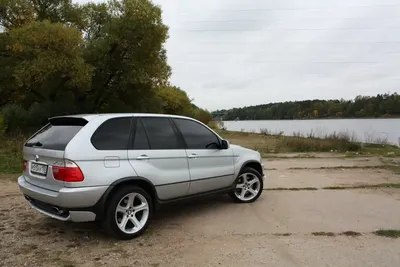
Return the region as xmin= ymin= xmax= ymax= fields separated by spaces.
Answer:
xmin=25 ymin=118 xmax=87 ymax=151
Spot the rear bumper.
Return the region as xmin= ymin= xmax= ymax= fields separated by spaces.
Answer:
xmin=18 ymin=176 xmax=108 ymax=222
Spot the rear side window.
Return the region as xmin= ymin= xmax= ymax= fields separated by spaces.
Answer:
xmin=173 ymin=118 xmax=220 ymax=149
xmin=25 ymin=118 xmax=86 ymax=151
xmin=91 ymin=117 xmax=132 ymax=150
xmin=141 ymin=117 xmax=182 ymax=149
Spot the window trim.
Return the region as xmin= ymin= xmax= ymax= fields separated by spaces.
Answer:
xmin=171 ymin=118 xmax=222 ymax=150
xmin=132 ymin=116 xmax=186 ymax=150
xmin=90 ymin=116 xmax=133 ymax=151
xmin=128 ymin=118 xmax=151 ymax=150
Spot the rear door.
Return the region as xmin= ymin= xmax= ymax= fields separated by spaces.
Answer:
xmin=23 ymin=117 xmax=87 ymax=191
xmin=127 ymin=117 xmax=191 ymax=200
xmin=172 ymin=118 xmax=235 ymax=195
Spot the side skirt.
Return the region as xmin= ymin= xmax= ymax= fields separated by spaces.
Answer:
xmin=156 ymin=185 xmax=234 ymax=205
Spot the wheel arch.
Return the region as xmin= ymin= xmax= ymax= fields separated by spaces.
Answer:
xmin=94 ymin=177 xmax=158 ymax=221
xmin=239 ymin=160 xmax=263 ymax=177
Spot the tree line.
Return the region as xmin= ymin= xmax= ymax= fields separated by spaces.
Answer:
xmin=0 ymin=0 xmax=211 ymax=134
xmin=213 ymin=93 xmax=400 ymax=120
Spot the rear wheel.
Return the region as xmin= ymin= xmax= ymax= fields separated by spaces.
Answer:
xmin=229 ymin=167 xmax=263 ymax=203
xmin=104 ymin=186 xmax=153 ymax=240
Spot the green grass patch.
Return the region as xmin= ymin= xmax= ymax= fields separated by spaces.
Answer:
xmin=362 ymin=144 xmax=400 ymax=157
xmin=373 ymin=230 xmax=400 ymax=238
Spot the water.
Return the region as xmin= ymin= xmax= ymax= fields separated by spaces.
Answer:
xmin=223 ymin=119 xmax=400 ymax=146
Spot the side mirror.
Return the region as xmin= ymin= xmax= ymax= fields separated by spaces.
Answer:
xmin=220 ymin=139 xmax=229 ymax=149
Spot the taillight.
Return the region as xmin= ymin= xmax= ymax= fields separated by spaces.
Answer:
xmin=52 ymin=160 xmax=84 ymax=182
xmin=23 ymin=160 xmax=28 ymax=172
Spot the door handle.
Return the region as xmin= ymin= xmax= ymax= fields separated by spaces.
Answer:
xmin=188 ymin=153 xmax=198 ymax=159
xmin=136 ymin=155 xmax=150 ymax=160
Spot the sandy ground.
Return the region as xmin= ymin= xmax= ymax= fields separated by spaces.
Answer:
xmin=0 ymin=155 xmax=399 ymax=267
xmin=266 ymin=169 xmax=400 ymax=188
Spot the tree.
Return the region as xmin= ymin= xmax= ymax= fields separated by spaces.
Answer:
xmin=157 ymin=86 xmax=192 ymax=116
xmin=0 ymin=0 xmax=212 ymax=133
xmin=220 ymin=94 xmax=400 ymax=121
xmin=1 ymin=21 xmax=91 ymax=107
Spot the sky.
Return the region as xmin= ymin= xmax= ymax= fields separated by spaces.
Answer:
xmin=76 ymin=0 xmax=400 ymax=110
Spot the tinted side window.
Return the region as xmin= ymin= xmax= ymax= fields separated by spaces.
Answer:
xmin=141 ymin=118 xmax=181 ymax=149
xmin=174 ymin=119 xmax=220 ymax=149
xmin=91 ymin=117 xmax=132 ymax=150
xmin=132 ymin=119 xmax=150 ymax=150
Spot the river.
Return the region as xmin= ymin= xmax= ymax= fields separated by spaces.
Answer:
xmin=222 ymin=119 xmax=400 ymax=146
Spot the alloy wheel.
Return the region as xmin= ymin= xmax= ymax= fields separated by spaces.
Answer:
xmin=234 ymin=173 xmax=261 ymax=201
xmin=115 ymin=192 xmax=149 ymax=234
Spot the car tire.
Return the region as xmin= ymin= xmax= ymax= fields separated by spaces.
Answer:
xmin=229 ymin=167 xmax=263 ymax=203
xmin=103 ymin=185 xmax=153 ymax=240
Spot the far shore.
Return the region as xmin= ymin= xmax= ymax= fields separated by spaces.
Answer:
xmin=221 ymin=117 xmax=400 ymax=122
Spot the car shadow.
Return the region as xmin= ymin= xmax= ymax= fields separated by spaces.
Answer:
xmin=26 ymin=194 xmax=234 ymax=241
xmin=152 ymin=194 xmax=233 ymax=223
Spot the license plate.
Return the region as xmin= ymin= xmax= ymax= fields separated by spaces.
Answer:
xmin=31 ymin=163 xmax=48 ymax=176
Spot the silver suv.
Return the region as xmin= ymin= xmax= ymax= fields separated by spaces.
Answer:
xmin=18 ymin=114 xmax=264 ymax=239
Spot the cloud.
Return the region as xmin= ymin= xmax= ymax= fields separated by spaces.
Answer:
xmin=75 ymin=0 xmax=400 ymax=110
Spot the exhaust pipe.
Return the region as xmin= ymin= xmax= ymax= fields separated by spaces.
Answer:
xmin=52 ymin=207 xmax=65 ymax=215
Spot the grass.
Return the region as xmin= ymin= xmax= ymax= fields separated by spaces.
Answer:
xmin=288 ymin=165 xmax=387 ymax=170
xmin=312 ymin=231 xmax=362 ymax=237
xmin=217 ymin=130 xmax=400 ymax=156
xmin=265 ymin=183 xmax=400 ymax=191
xmin=341 ymin=231 xmax=362 ymax=237
xmin=312 ymin=232 xmax=336 ymax=237
xmin=273 ymin=233 xmax=292 ymax=236
xmin=323 ymin=183 xmax=400 ymax=190
xmin=266 ymin=187 xmax=318 ymax=191
xmin=373 ymin=230 xmax=400 ymax=238
xmin=0 ymin=135 xmax=25 ymax=175
xmin=362 ymin=144 xmax=400 ymax=157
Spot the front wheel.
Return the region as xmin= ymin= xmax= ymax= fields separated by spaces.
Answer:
xmin=104 ymin=186 xmax=153 ymax=240
xmin=229 ymin=167 xmax=263 ymax=203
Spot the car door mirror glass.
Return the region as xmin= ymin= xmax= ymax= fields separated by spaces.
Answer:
xmin=220 ymin=140 xmax=229 ymax=149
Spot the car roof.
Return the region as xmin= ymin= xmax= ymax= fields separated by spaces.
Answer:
xmin=50 ymin=113 xmax=194 ymax=121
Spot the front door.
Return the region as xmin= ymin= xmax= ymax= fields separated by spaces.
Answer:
xmin=128 ymin=117 xmax=191 ymax=200
xmin=172 ymin=118 xmax=235 ymax=195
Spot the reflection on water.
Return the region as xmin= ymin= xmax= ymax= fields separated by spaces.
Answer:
xmin=223 ymin=119 xmax=400 ymax=145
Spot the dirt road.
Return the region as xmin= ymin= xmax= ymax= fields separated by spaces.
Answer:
xmin=0 ymin=155 xmax=399 ymax=267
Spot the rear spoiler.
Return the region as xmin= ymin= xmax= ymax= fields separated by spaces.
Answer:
xmin=48 ymin=117 xmax=88 ymax=126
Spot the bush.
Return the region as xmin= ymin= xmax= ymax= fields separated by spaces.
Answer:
xmin=260 ymin=128 xmax=271 ymax=135
xmin=282 ymin=134 xmax=361 ymax=152
xmin=0 ymin=134 xmax=26 ymax=174
xmin=1 ymin=101 xmax=78 ymax=134
xmin=208 ymin=121 xmax=226 ymax=131
xmin=1 ymin=104 xmax=30 ymax=133
xmin=191 ymin=107 xmax=213 ymax=125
